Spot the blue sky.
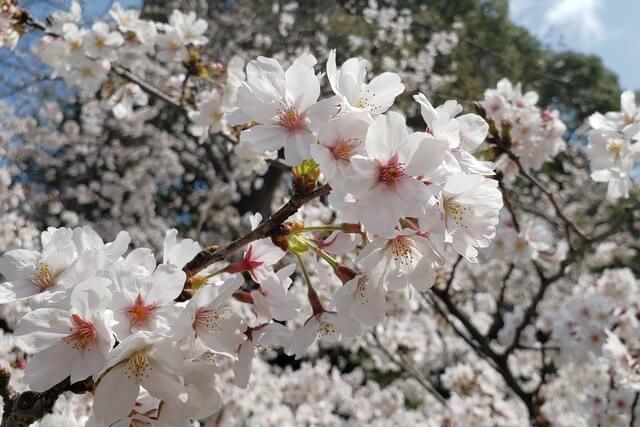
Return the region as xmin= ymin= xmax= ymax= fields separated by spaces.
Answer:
xmin=509 ymin=0 xmax=640 ymax=91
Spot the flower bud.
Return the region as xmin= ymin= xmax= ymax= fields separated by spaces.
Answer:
xmin=335 ymin=265 xmax=357 ymax=284
xmin=292 ymin=159 xmax=320 ymax=195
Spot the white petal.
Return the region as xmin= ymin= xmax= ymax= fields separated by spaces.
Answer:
xmin=241 ymin=124 xmax=289 ymax=154
xmin=147 ymin=264 xmax=186 ymax=304
xmin=233 ymin=341 xmax=254 ymax=389
xmin=285 ymin=60 xmax=320 ymax=112
xmin=93 ymin=363 xmax=140 ymax=425
xmin=23 ymin=340 xmax=75 ymax=391
xmin=362 ymin=72 xmax=404 ymax=114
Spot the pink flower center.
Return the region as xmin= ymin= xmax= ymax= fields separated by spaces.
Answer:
xmin=378 ymin=155 xmax=406 ymax=185
xmin=330 ymin=138 xmax=360 ymax=161
xmin=278 ymin=107 xmax=306 ymax=132
xmin=228 ymin=245 xmax=264 ymax=274
xmin=125 ymin=294 xmax=159 ymax=328
xmin=64 ymin=314 xmax=97 ymax=350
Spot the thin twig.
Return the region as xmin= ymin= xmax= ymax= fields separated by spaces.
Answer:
xmin=445 ymin=256 xmax=463 ymax=293
xmin=631 ymin=392 xmax=639 ymax=427
xmin=370 ymin=332 xmax=449 ymax=407
xmin=182 ymin=184 xmax=332 ymax=287
xmin=504 ymin=149 xmax=586 ymax=241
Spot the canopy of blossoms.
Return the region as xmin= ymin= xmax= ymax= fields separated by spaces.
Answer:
xmin=0 ymin=1 xmax=639 ymax=426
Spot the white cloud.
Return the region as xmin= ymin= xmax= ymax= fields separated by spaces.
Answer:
xmin=541 ymin=0 xmax=606 ymax=43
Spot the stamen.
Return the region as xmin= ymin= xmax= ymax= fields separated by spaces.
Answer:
xmin=444 ymin=198 xmax=472 ymax=229
xmin=317 ymin=320 xmax=336 ymax=337
xmin=193 ymin=308 xmax=223 ymax=334
xmin=278 ymin=107 xmax=306 ymax=132
xmin=126 ymin=350 xmax=151 ymax=382
xmin=63 ymin=314 xmax=97 ymax=350
xmin=390 ymin=236 xmax=414 ymax=266
xmin=355 ymin=277 xmax=371 ymax=304
xmin=378 ymin=155 xmax=406 ymax=185
xmin=606 ymin=140 xmax=623 ymax=159
xmin=125 ymin=294 xmax=158 ymax=328
xmin=30 ymin=264 xmax=58 ymax=291
xmin=330 ymin=138 xmax=360 ymax=161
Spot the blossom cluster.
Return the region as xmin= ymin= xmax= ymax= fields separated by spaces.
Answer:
xmin=481 ymin=78 xmax=567 ymax=180
xmin=588 ymin=91 xmax=640 ymax=200
xmin=0 ymin=45 xmax=508 ymax=423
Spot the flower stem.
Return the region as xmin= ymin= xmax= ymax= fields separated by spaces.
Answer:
xmin=294 ymin=252 xmax=324 ymax=315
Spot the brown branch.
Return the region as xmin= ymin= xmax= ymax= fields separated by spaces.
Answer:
xmin=0 ymin=368 xmax=93 ymax=427
xmin=585 ymin=203 xmax=638 ymax=244
xmin=182 ymin=184 xmax=332 ymax=288
xmin=111 ymin=64 xmax=183 ymax=109
xmin=631 ymin=392 xmax=639 ymax=427
xmin=444 ymin=255 xmax=463 ymax=293
xmin=505 ymin=149 xmax=586 ymax=241
xmin=504 ymin=257 xmax=572 ymax=356
xmin=370 ymin=332 xmax=449 ymax=407
xmin=485 ymin=263 xmax=515 ymax=341
xmin=428 ymin=286 xmax=534 ymax=415
xmin=496 ymin=172 xmax=520 ymax=232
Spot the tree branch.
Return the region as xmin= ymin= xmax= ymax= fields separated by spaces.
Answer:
xmin=0 ymin=368 xmax=93 ymax=427
xmin=182 ymin=184 xmax=332 ymax=289
xmin=370 ymin=332 xmax=449 ymax=407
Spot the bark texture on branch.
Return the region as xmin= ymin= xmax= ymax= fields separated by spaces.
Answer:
xmin=0 ymin=368 xmax=93 ymax=427
xmin=182 ymin=183 xmax=332 ymax=285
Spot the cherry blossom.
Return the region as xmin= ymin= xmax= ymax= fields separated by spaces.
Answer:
xmin=327 ymin=49 xmax=404 ymax=115
xmin=92 ymin=332 xmax=188 ymax=426
xmin=15 ymin=280 xmax=114 ymax=391
xmin=235 ymin=54 xmax=335 ymax=165
xmin=344 ymin=111 xmax=448 ymax=236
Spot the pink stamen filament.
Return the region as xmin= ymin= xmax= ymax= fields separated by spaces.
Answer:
xmin=278 ymin=107 xmax=306 ymax=132
xmin=125 ymin=294 xmax=159 ymax=328
xmin=378 ymin=154 xmax=406 ymax=185
xmin=330 ymin=138 xmax=360 ymax=161
xmin=63 ymin=314 xmax=97 ymax=350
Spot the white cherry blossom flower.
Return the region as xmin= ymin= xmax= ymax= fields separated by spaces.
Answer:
xmin=356 ymin=229 xmax=443 ymax=291
xmin=414 ymin=93 xmax=494 ymax=176
xmin=332 ymin=274 xmax=386 ymax=334
xmin=251 ymin=264 xmax=300 ymax=322
xmin=169 ymin=10 xmax=208 ymax=46
xmin=92 ymin=332 xmax=187 ymax=426
xmin=107 ymin=263 xmax=186 ymax=339
xmin=588 ymin=127 xmax=637 ymax=201
xmin=327 ymin=49 xmax=404 ymax=115
xmin=48 ymin=1 xmax=82 ymax=32
xmin=15 ymin=279 xmax=114 ymax=391
xmin=288 ymin=311 xmax=341 ymax=359
xmin=441 ymin=173 xmax=503 ymax=262
xmin=236 ymin=54 xmax=336 ymax=165
xmin=174 ymin=275 xmax=245 ymax=356
xmin=233 ymin=322 xmax=290 ymax=388
xmin=82 ymin=22 xmax=124 ymax=60
xmin=310 ymin=112 xmax=370 ymax=181
xmin=109 ymin=83 xmax=148 ymax=119
xmin=155 ymin=28 xmax=187 ymax=62
xmin=344 ymin=111 xmax=448 ymax=236
xmin=188 ymin=89 xmax=226 ymax=138
xmin=0 ymin=227 xmax=128 ymax=304
xmin=64 ymin=57 xmax=111 ymax=94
